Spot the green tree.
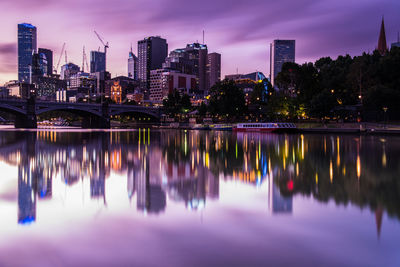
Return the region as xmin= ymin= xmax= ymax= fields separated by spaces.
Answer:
xmin=163 ymin=89 xmax=193 ymax=116
xmin=208 ymin=80 xmax=246 ymax=120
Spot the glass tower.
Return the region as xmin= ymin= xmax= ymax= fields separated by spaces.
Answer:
xmin=270 ymin=40 xmax=295 ymax=87
xmin=18 ymin=23 xmax=37 ymax=83
xmin=137 ymin=36 xmax=168 ymax=90
xmin=90 ymin=51 xmax=106 ymax=73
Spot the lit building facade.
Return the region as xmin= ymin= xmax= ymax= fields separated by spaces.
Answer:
xmin=206 ymin=52 xmax=221 ymax=90
xmin=18 ymin=23 xmax=37 ymax=83
xmin=270 ymin=40 xmax=295 ymax=87
xmin=110 ymin=80 xmax=123 ymax=103
xmin=149 ymin=69 xmax=196 ymax=103
xmin=60 ymin=63 xmax=80 ymax=80
xmin=38 ymin=48 xmax=53 ymax=76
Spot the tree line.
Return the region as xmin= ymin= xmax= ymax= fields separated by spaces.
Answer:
xmin=163 ymin=47 xmax=400 ymax=122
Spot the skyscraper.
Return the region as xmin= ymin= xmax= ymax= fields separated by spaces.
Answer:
xmin=128 ymin=47 xmax=138 ymax=80
xmin=137 ymin=36 xmax=168 ymax=90
xmin=18 ymin=23 xmax=37 ymax=83
xmin=38 ymin=48 xmax=53 ymax=76
xmin=207 ymin=52 xmax=221 ymax=90
xmin=162 ymin=43 xmax=208 ymax=92
xmin=90 ymin=51 xmax=106 ymax=73
xmin=270 ymin=39 xmax=295 ymax=87
xmin=377 ymin=17 xmax=388 ymax=55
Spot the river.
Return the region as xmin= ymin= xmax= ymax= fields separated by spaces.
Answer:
xmin=0 ymin=128 xmax=398 ymax=266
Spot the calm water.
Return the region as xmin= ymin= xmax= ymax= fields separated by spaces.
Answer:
xmin=0 ymin=128 xmax=399 ymax=266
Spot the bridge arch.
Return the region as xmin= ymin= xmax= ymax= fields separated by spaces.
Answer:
xmin=0 ymin=103 xmax=27 ymax=116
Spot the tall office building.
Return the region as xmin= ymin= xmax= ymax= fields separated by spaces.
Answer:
xmin=128 ymin=48 xmax=138 ymax=80
xmin=38 ymin=48 xmax=53 ymax=76
xmin=270 ymin=39 xmax=295 ymax=87
xmin=90 ymin=51 xmax=106 ymax=73
xmin=18 ymin=23 xmax=37 ymax=83
xmin=163 ymin=43 xmax=208 ymax=92
xmin=206 ymin=52 xmax=221 ymax=90
xmin=137 ymin=36 xmax=168 ymax=90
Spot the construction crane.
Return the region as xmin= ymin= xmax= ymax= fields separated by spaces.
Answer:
xmin=94 ymin=30 xmax=109 ymax=70
xmin=54 ymin=43 xmax=66 ymax=74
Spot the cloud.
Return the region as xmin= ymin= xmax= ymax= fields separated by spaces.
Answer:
xmin=0 ymin=43 xmax=17 ymax=74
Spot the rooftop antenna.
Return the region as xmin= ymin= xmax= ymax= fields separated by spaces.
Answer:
xmin=203 ymin=30 xmax=205 ymax=44
xmin=65 ymin=49 xmax=68 ymax=64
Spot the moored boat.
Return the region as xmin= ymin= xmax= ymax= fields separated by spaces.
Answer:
xmin=234 ymin=122 xmax=297 ymax=133
xmin=210 ymin=124 xmax=233 ymax=131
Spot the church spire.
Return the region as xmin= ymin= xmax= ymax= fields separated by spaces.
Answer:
xmin=377 ymin=17 xmax=388 ymax=55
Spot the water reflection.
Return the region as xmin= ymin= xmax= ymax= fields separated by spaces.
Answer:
xmin=0 ymin=130 xmax=399 ymax=233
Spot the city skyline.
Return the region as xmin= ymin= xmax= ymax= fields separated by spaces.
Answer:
xmin=0 ymin=0 xmax=399 ymax=84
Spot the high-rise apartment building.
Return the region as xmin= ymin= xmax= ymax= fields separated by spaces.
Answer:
xmin=137 ymin=36 xmax=168 ymax=90
xmin=18 ymin=23 xmax=37 ymax=83
xmin=270 ymin=40 xmax=295 ymax=87
xmin=206 ymin=52 xmax=221 ymax=90
xmin=38 ymin=48 xmax=53 ymax=76
xmin=128 ymin=48 xmax=138 ymax=80
xmin=90 ymin=51 xmax=106 ymax=73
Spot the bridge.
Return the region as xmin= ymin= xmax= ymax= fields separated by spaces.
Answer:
xmin=0 ymin=98 xmax=163 ymax=128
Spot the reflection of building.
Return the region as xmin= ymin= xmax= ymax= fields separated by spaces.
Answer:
xmin=90 ymin=176 xmax=105 ymax=199
xmin=268 ymin=176 xmax=292 ymax=213
xmin=136 ymin=154 xmax=166 ymax=213
xmin=37 ymin=172 xmax=52 ymax=199
xmin=18 ymin=162 xmax=37 ymax=224
xmin=18 ymin=23 xmax=37 ymax=83
xmin=270 ymin=39 xmax=295 ymax=87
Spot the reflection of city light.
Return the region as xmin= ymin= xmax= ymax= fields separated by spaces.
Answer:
xmin=342 ymin=167 xmax=346 ymax=176
xmin=382 ymin=146 xmax=387 ymax=167
xmin=296 ymin=163 xmax=299 ymax=177
xmin=337 ymin=137 xmax=340 ymax=155
xmin=330 ymin=160 xmax=333 ymax=183
xmin=235 ymin=142 xmax=238 ymax=159
xmin=315 ymin=173 xmax=318 ymax=184
xmin=285 ymin=138 xmax=289 ymax=159
xmin=301 ymin=135 xmax=304 ymax=159
xmin=357 ymin=155 xmax=361 ymax=179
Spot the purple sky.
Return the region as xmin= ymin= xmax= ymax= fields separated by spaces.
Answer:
xmin=0 ymin=0 xmax=399 ymax=84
